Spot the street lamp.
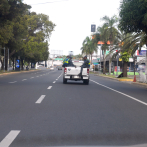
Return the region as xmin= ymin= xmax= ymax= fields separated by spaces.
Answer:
xmin=116 ymin=54 xmax=119 ymax=76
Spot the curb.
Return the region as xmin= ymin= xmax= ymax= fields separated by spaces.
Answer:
xmin=0 ymin=69 xmax=40 ymax=76
xmin=95 ymin=74 xmax=133 ymax=82
xmin=118 ymin=79 xmax=133 ymax=82
xmin=95 ymin=74 xmax=147 ymax=88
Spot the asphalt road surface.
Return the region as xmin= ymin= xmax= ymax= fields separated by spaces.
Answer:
xmin=0 ymin=68 xmax=147 ymax=147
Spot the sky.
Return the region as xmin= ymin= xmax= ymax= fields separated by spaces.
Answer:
xmin=23 ymin=0 xmax=121 ymax=56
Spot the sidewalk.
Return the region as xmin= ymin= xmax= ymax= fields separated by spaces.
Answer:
xmin=92 ymin=72 xmax=147 ymax=89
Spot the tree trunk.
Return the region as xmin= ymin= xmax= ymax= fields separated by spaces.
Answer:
xmin=13 ymin=57 xmax=15 ymax=70
xmin=21 ymin=58 xmax=24 ymax=70
xmin=109 ymin=45 xmax=113 ymax=75
xmin=103 ymin=50 xmax=106 ymax=74
xmin=91 ymin=54 xmax=92 ymax=65
xmin=5 ymin=48 xmax=8 ymax=71
xmin=109 ymin=59 xmax=111 ymax=75
xmin=1 ymin=58 xmax=4 ymax=70
xmin=123 ymin=61 xmax=128 ymax=77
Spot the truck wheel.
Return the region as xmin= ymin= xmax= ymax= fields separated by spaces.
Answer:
xmin=83 ymin=79 xmax=89 ymax=85
xmin=63 ymin=78 xmax=67 ymax=84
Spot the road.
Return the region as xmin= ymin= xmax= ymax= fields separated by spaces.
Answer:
xmin=0 ymin=68 xmax=147 ymax=147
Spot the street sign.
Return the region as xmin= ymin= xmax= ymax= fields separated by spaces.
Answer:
xmin=15 ymin=59 xmax=20 ymax=71
xmin=91 ymin=24 xmax=96 ymax=32
xmin=119 ymin=58 xmax=122 ymax=61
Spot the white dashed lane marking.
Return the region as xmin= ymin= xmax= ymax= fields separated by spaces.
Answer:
xmin=90 ymin=79 xmax=147 ymax=106
xmin=0 ymin=130 xmax=20 ymax=147
xmin=47 ymin=86 xmax=52 ymax=89
xmin=9 ymin=81 xmax=17 ymax=84
xmin=53 ymin=81 xmax=56 ymax=83
xmin=22 ymin=79 xmax=27 ymax=81
xmin=30 ymin=77 xmax=34 ymax=79
xmin=36 ymin=95 xmax=46 ymax=104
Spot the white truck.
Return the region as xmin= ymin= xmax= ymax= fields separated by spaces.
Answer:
xmin=63 ymin=60 xmax=90 ymax=85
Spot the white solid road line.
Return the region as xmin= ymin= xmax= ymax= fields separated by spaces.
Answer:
xmin=0 ymin=130 xmax=20 ymax=147
xmin=22 ymin=79 xmax=27 ymax=81
xmin=9 ymin=81 xmax=17 ymax=84
xmin=90 ymin=80 xmax=147 ymax=106
xmin=47 ymin=86 xmax=52 ymax=89
xmin=36 ymin=95 xmax=46 ymax=104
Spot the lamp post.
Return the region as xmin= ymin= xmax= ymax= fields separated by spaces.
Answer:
xmin=7 ymin=49 xmax=9 ymax=72
xmin=145 ymin=44 xmax=147 ymax=83
xmin=100 ymin=43 xmax=102 ymax=71
xmin=116 ymin=54 xmax=119 ymax=76
xmin=4 ymin=47 xmax=5 ymax=72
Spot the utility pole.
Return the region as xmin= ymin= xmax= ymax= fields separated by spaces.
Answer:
xmin=7 ymin=49 xmax=9 ymax=72
xmin=100 ymin=43 xmax=102 ymax=72
xmin=134 ymin=54 xmax=136 ymax=76
xmin=4 ymin=47 xmax=5 ymax=72
xmin=145 ymin=44 xmax=147 ymax=83
xmin=116 ymin=54 xmax=119 ymax=76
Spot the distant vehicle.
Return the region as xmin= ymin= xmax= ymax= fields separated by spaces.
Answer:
xmin=58 ymin=66 xmax=62 ymax=70
xmin=63 ymin=60 xmax=89 ymax=85
xmin=50 ymin=66 xmax=54 ymax=70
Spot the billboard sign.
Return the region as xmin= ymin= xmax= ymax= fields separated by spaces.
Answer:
xmin=137 ymin=50 xmax=147 ymax=56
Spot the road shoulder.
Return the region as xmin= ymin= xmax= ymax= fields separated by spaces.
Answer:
xmin=93 ymin=73 xmax=147 ymax=89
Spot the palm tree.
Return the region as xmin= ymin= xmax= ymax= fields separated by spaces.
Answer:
xmin=97 ymin=25 xmax=110 ymax=74
xmin=101 ymin=15 xmax=119 ymax=74
xmin=81 ymin=36 xmax=97 ymax=65
xmin=111 ymin=32 xmax=141 ymax=77
xmin=118 ymin=32 xmax=147 ymax=77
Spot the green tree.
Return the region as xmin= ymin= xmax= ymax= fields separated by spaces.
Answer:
xmin=111 ymin=32 xmax=136 ymax=77
xmin=0 ymin=0 xmax=31 ymax=70
xmin=121 ymin=50 xmax=131 ymax=77
xmin=81 ymin=36 xmax=97 ymax=65
xmin=119 ymin=0 xmax=147 ymax=34
xmin=101 ymin=15 xmax=119 ymax=74
xmin=97 ymin=25 xmax=110 ymax=74
xmin=22 ymin=12 xmax=55 ymax=65
xmin=0 ymin=0 xmax=30 ymax=46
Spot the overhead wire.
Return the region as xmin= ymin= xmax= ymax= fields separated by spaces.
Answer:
xmin=29 ymin=0 xmax=69 ymax=5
